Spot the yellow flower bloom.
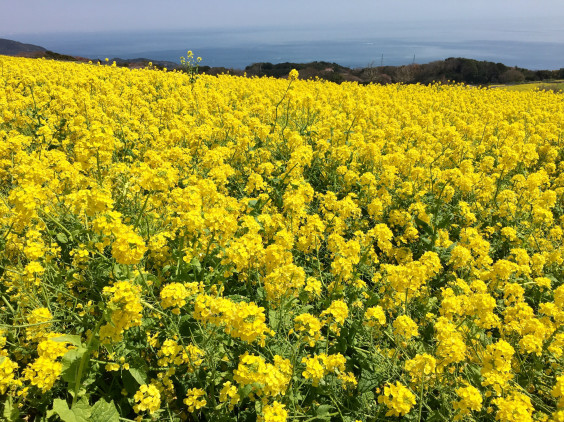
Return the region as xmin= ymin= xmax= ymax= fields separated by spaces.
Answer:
xmin=134 ymin=383 xmax=161 ymax=414
xmin=378 ymin=381 xmax=416 ymax=417
xmin=393 ymin=315 xmax=418 ymax=340
xmin=184 ymin=388 xmax=207 ymax=413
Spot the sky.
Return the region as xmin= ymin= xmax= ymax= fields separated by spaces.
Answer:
xmin=2 ymin=1 xmax=564 ymax=69
xmin=2 ymin=0 xmax=564 ymax=35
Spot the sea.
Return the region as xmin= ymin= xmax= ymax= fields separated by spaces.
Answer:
xmin=7 ymin=19 xmax=564 ymax=70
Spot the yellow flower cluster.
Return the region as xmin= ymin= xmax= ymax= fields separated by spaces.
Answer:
xmin=378 ymin=381 xmax=417 ymax=417
xmin=233 ymin=353 xmax=292 ymax=399
xmin=481 ymin=340 xmax=515 ymax=394
xmin=301 ymin=353 xmax=347 ymax=386
xmin=133 ymin=383 xmax=162 ymax=414
xmin=493 ymin=391 xmax=534 ymax=422
xmin=193 ymin=294 xmax=274 ymax=345
xmin=157 ymin=339 xmax=204 ymax=371
xmin=219 ymin=381 xmax=240 ymax=410
xmin=160 ymin=282 xmax=199 ymax=314
xmin=364 ymin=305 xmax=387 ymax=328
xmin=259 ymin=401 xmax=288 ymax=422
xmin=453 ymin=385 xmax=483 ymax=420
xmin=22 ymin=335 xmax=74 ymax=393
xmin=0 ymin=357 xmax=20 ymax=394
xmin=184 ymin=388 xmax=207 ymax=413
xmin=99 ymin=280 xmax=143 ymax=343
xmin=320 ymin=299 xmax=349 ymax=335
xmin=291 ymin=313 xmax=324 ymax=346
xmin=405 ymin=353 xmax=437 ymax=384
xmin=25 ymin=308 xmax=53 ymax=342
xmin=392 ymin=315 xmax=419 ymax=340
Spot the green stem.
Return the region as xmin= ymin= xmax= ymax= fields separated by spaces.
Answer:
xmin=0 ymin=320 xmax=59 ymax=329
xmin=72 ymin=317 xmax=104 ymax=407
xmin=1 ymin=296 xmax=15 ymax=314
xmin=39 ymin=212 xmax=73 ymax=240
xmin=328 ymin=394 xmax=345 ymax=420
xmin=417 ymin=376 xmax=425 ymax=422
xmin=133 ymin=194 xmax=151 ymax=229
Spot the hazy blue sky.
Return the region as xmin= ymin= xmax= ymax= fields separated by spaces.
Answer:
xmin=2 ymin=0 xmax=564 ymax=35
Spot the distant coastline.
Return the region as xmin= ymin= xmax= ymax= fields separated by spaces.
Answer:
xmin=7 ymin=20 xmax=564 ymax=71
xmin=1 ymin=37 xmax=563 ymax=87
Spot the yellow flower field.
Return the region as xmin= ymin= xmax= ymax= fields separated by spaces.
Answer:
xmin=0 ymin=55 xmax=563 ymax=421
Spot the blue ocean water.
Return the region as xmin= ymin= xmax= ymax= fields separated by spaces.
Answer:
xmin=8 ymin=20 xmax=564 ymax=70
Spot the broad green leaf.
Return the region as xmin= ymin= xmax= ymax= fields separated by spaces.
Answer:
xmin=268 ymin=309 xmax=279 ymax=326
xmin=128 ymin=367 xmax=148 ymax=386
xmin=2 ymin=396 xmax=20 ymax=422
xmin=415 ymin=217 xmax=434 ymax=235
xmin=70 ymin=400 xmax=91 ymax=422
xmin=90 ymin=399 xmax=119 ymax=422
xmin=122 ymin=371 xmax=140 ymax=395
xmin=190 ymin=257 xmax=202 ymax=272
xmin=239 ymin=384 xmax=255 ymax=400
xmin=52 ymin=398 xmax=91 ymax=422
xmin=61 ymin=347 xmax=87 ymax=384
xmin=52 ymin=398 xmax=72 ymax=420
xmin=56 ymin=233 xmax=69 ymax=244
xmin=358 ymin=368 xmax=382 ymax=394
xmin=112 ymin=264 xmax=132 ymax=280
xmin=52 ymin=335 xmax=83 ymax=347
xmin=316 ymin=404 xmax=333 ymax=417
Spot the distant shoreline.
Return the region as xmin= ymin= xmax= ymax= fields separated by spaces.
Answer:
xmin=2 ymin=37 xmax=563 ymax=86
xmin=5 ymin=23 xmax=564 ymax=71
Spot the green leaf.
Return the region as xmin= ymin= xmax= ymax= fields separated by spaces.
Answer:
xmin=112 ymin=264 xmax=128 ymax=279
xmin=2 ymin=396 xmax=20 ymax=422
xmin=421 ymin=237 xmax=433 ymax=246
xmin=358 ymin=368 xmax=382 ymax=394
xmin=52 ymin=398 xmax=91 ymax=422
xmin=444 ymin=242 xmax=456 ymax=254
xmin=128 ymin=367 xmax=148 ymax=386
xmin=61 ymin=347 xmax=87 ymax=384
xmin=121 ymin=371 xmax=139 ymax=396
xmin=71 ymin=400 xmax=91 ymax=422
xmin=437 ymin=216 xmax=452 ymax=229
xmin=52 ymin=335 xmax=83 ymax=347
xmin=239 ymin=384 xmax=255 ymax=400
xmin=56 ymin=233 xmax=69 ymax=244
xmin=268 ymin=309 xmax=279 ymax=328
xmin=256 ymin=286 xmax=266 ymax=301
xmin=90 ymin=399 xmax=119 ymax=422
xmin=415 ymin=217 xmax=433 ymax=235
xmin=254 ymin=400 xmax=262 ymax=414
xmin=190 ymin=257 xmax=202 ymax=273
xmin=53 ymin=399 xmax=73 ymax=421
xmin=547 ymin=274 xmax=559 ymax=284
xmin=316 ymin=404 xmax=333 ymax=418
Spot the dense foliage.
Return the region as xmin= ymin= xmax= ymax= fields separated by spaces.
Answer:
xmin=241 ymin=58 xmax=564 ymax=85
xmin=0 ymin=55 xmax=563 ymax=421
